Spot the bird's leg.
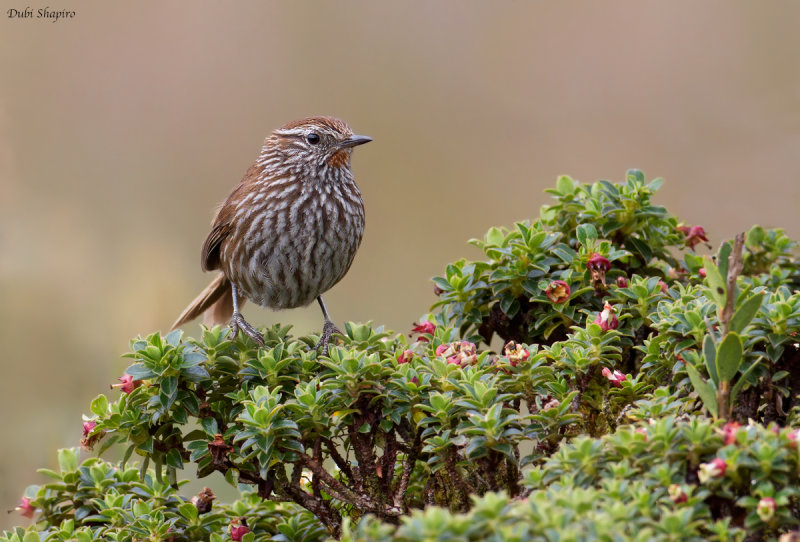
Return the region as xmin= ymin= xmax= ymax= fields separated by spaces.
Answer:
xmin=315 ymin=295 xmax=343 ymax=355
xmin=229 ymin=283 xmax=266 ymax=347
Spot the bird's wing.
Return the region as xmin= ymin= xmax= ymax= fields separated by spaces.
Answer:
xmin=201 ymin=218 xmax=229 ymax=272
xmin=201 ymin=163 xmax=264 ymax=272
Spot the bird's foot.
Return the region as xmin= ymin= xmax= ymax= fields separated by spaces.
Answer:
xmin=230 ymin=311 xmax=266 ymax=347
xmin=315 ymin=320 xmax=343 ymax=356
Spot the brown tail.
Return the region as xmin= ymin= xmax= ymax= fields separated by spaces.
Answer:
xmin=171 ymin=274 xmax=242 ymax=330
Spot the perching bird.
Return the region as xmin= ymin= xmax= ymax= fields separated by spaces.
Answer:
xmin=172 ymin=116 xmax=371 ymax=351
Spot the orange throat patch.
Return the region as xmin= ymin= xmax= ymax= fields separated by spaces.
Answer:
xmin=327 ymin=150 xmax=350 ymax=169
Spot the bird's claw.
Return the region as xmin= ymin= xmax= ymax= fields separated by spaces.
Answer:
xmin=315 ymin=320 xmax=342 ymax=356
xmin=230 ymin=312 xmax=266 ymax=347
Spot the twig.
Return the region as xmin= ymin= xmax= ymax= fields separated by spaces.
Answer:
xmin=720 ymin=233 xmax=744 ymax=335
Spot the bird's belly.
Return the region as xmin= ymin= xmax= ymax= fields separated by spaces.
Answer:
xmin=232 ymin=220 xmax=362 ymax=310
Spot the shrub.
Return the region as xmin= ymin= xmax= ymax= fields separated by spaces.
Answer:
xmin=5 ymin=170 xmax=800 ymax=541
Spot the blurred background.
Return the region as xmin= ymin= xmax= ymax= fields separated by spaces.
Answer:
xmin=2 ymin=1 xmax=800 ymax=527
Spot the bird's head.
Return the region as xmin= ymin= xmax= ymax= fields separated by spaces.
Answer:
xmin=267 ymin=116 xmax=372 ymax=170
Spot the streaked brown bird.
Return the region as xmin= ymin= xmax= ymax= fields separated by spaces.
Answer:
xmin=172 ymin=116 xmax=371 ymax=350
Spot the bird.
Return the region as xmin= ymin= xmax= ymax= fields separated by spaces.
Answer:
xmin=171 ymin=116 xmax=371 ymax=352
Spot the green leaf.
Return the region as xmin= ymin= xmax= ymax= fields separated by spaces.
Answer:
xmin=685 ymin=364 xmax=719 ymax=418
xmin=703 ymin=335 xmax=718 ymax=386
xmin=730 ymin=357 xmax=763 ymax=404
xmin=23 ymin=533 xmax=41 ymax=542
xmin=626 ymin=237 xmax=652 ymax=263
xmin=201 ymin=417 xmax=219 ymax=436
xmin=716 ymin=332 xmax=743 ymax=383
xmin=703 ymin=258 xmax=726 ymax=308
xmin=576 ymin=224 xmax=597 ymax=246
xmin=166 ymin=448 xmax=184 ymax=470
xmin=178 ymin=502 xmax=198 ymax=521
xmin=746 ymin=225 xmax=766 ymax=247
xmin=729 ymin=293 xmax=764 ymax=334
xmin=717 ymin=241 xmax=732 ymax=280
xmin=58 ymin=448 xmax=78 ymax=473
xmin=165 ymin=328 xmax=182 ymax=346
xmin=90 ymin=394 xmax=108 ymax=417
xmin=486 ymin=227 xmax=504 ymax=246
xmin=556 ymin=175 xmax=575 ymax=194
xmin=125 ymin=363 xmax=157 ymax=380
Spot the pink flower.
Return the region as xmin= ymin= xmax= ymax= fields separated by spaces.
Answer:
xmin=658 ymin=280 xmax=668 ymax=294
xmin=231 ymin=525 xmax=250 ymax=541
xmin=503 ymin=341 xmax=530 ymax=367
xmin=542 ymin=397 xmax=560 ymax=411
xmin=678 ymin=224 xmax=709 ymax=251
xmin=230 ymin=518 xmax=250 ymax=541
xmin=81 ymin=420 xmax=104 ymax=452
xmin=668 ymin=484 xmax=687 ymax=504
xmin=411 ymin=321 xmax=435 ymax=342
xmin=601 ymin=367 xmax=626 ymax=388
xmin=615 ymin=276 xmax=628 ymax=288
xmin=587 ymin=253 xmax=612 ymax=292
xmin=697 ymin=458 xmax=727 ymax=483
xmin=438 ymin=341 xmax=477 ymax=367
xmin=586 ymin=253 xmax=611 ymax=271
xmin=545 ymin=280 xmax=571 ymax=303
xmin=721 ymin=421 xmax=741 ymax=446
xmin=698 ymin=268 xmax=707 ymax=278
xmin=15 ymin=497 xmax=34 ymax=519
xmin=111 ymin=374 xmax=140 ymax=394
xmin=397 ymin=350 xmax=413 ymax=364
xmin=594 ymin=303 xmax=619 ymax=331
xmin=787 ymin=428 xmax=800 ymax=448
xmin=82 ymin=421 xmax=97 ymax=438
xmin=757 ymin=497 xmax=777 ymax=522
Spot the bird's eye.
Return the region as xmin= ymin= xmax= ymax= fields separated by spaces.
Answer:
xmin=306 ymin=133 xmax=320 ymax=145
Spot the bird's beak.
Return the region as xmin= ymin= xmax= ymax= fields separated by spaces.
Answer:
xmin=339 ymin=135 xmax=373 ymax=148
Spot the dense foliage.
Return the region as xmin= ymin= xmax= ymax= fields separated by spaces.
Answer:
xmin=5 ymin=170 xmax=800 ymax=541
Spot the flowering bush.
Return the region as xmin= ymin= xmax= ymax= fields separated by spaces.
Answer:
xmin=5 ymin=170 xmax=800 ymax=541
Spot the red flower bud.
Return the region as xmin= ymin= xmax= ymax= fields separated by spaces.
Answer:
xmin=111 ymin=374 xmax=140 ymax=394
xmin=615 ymin=276 xmax=628 ymax=288
xmin=587 ymin=253 xmax=612 ymax=292
xmin=545 ymin=280 xmax=570 ymax=303
xmin=678 ymin=224 xmax=709 ymax=251
xmin=601 ymin=367 xmax=626 ymax=388
xmin=658 ymin=280 xmax=668 ymax=294
xmin=81 ymin=420 xmax=104 ymax=452
xmin=503 ymin=341 xmax=530 ymax=367
xmin=786 ymin=428 xmax=800 ymax=448
xmin=757 ymin=497 xmax=776 ymax=522
xmin=668 ymin=484 xmax=687 ymax=504
xmin=594 ymin=303 xmax=619 ymax=331
xmin=586 ymin=253 xmax=611 ymax=271
xmin=411 ymin=321 xmax=435 ymax=342
xmin=698 ymin=267 xmax=707 ymax=278
xmin=698 ymin=457 xmax=727 ymax=483
xmin=231 ymin=524 xmax=250 ymax=541
xmin=82 ymin=421 xmax=97 ymax=438
xmin=397 ymin=350 xmax=413 ymax=364
xmin=721 ymin=421 xmax=741 ymax=446
xmin=229 ymin=518 xmax=250 ymax=541
xmin=14 ymin=497 xmax=35 ymax=519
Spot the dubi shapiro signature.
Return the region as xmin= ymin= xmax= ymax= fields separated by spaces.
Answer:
xmin=7 ymin=7 xmax=76 ymax=22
